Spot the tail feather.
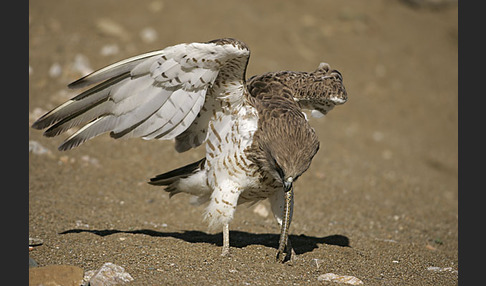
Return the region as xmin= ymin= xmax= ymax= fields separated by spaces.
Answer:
xmin=149 ymin=158 xmax=205 ymax=186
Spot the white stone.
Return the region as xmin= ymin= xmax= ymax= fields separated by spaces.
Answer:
xmin=89 ymin=262 xmax=134 ymax=286
xmin=49 ymin=62 xmax=62 ymax=78
xmin=100 ymin=44 xmax=120 ymax=56
xmin=72 ymin=54 xmax=93 ymax=76
xmin=427 ymin=266 xmax=458 ymax=274
xmin=317 ymin=273 xmax=363 ymax=285
xmin=140 ymin=27 xmax=158 ymax=43
xmin=310 ymin=258 xmax=324 ymax=269
xmin=29 ymin=141 xmax=50 ymax=155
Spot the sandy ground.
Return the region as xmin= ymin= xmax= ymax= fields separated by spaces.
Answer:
xmin=29 ymin=0 xmax=458 ymax=285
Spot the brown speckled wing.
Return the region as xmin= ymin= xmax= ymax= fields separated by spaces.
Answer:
xmin=247 ymin=62 xmax=347 ymax=117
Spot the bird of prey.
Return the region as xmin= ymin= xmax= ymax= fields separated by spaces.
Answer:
xmin=32 ymin=38 xmax=347 ymax=262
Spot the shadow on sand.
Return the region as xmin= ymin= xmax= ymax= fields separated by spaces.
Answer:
xmin=60 ymin=228 xmax=349 ymax=255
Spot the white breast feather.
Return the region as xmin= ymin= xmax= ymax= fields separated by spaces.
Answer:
xmin=204 ymin=103 xmax=259 ymax=230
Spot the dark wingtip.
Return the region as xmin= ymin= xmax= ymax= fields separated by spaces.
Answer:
xmin=67 ymin=77 xmax=88 ymax=89
xmin=31 ymin=120 xmax=43 ymax=130
xmin=31 ymin=111 xmax=53 ymax=130
xmin=147 ymin=178 xmax=165 ymax=186
xmin=57 ymin=137 xmax=83 ymax=151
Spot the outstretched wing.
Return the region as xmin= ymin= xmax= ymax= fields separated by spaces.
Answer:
xmin=32 ymin=38 xmax=250 ymax=151
xmin=247 ymin=62 xmax=347 ymax=119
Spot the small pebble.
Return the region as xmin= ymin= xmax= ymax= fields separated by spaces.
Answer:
xmin=29 ymin=141 xmax=50 ymax=155
xmin=75 ymin=220 xmax=90 ymax=228
xmin=318 ymin=273 xmax=363 ymax=285
xmin=140 ymin=27 xmax=158 ymax=43
xmin=81 ymin=155 xmax=100 ymax=167
xmin=49 ymin=62 xmax=62 ymax=78
xmin=427 ymin=266 xmax=458 ymax=274
xmin=100 ymin=44 xmax=120 ymax=56
xmin=29 ymin=237 xmax=44 ymax=246
xmin=72 ymin=54 xmax=93 ymax=76
xmin=59 ymin=155 xmax=72 ymax=164
xmin=310 ymin=258 xmax=324 ymax=269
xmin=96 ymin=18 xmax=128 ymax=40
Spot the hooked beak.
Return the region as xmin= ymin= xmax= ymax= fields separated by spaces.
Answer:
xmin=283 ymin=177 xmax=293 ymax=192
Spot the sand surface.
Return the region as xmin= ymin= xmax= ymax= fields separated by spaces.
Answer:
xmin=29 ymin=0 xmax=458 ymax=285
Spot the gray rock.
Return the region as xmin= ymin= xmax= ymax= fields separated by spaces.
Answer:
xmin=89 ymin=262 xmax=134 ymax=286
xmin=29 ymin=237 xmax=44 ymax=246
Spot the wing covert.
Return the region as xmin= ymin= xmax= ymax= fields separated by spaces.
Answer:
xmin=246 ymin=62 xmax=347 ymax=119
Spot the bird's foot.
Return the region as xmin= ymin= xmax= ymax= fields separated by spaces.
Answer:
xmin=275 ymin=238 xmax=294 ymax=263
xmin=275 ymin=249 xmax=290 ymax=263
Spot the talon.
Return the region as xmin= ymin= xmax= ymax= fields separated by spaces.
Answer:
xmin=275 ymin=244 xmax=292 ymax=263
xmin=275 ymin=249 xmax=289 ymax=263
xmin=276 ymin=250 xmax=284 ymax=263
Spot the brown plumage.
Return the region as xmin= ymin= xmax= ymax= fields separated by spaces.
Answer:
xmin=245 ymin=79 xmax=320 ymax=188
xmin=248 ymin=62 xmax=347 ymax=116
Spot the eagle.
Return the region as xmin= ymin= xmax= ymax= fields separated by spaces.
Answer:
xmin=32 ymin=38 xmax=347 ymax=262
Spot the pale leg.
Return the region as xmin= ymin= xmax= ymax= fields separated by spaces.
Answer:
xmin=221 ymin=223 xmax=230 ymax=256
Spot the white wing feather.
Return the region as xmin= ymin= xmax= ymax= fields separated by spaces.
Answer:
xmin=32 ymin=39 xmax=250 ymax=151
